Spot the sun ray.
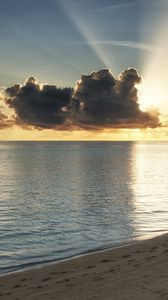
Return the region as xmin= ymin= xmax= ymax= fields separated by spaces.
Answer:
xmin=140 ymin=3 xmax=168 ymax=112
xmin=58 ymin=0 xmax=117 ymax=71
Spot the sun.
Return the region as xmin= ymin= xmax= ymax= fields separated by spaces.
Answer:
xmin=137 ymin=84 xmax=163 ymax=111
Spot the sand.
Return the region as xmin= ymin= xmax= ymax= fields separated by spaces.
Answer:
xmin=0 ymin=234 xmax=168 ymax=299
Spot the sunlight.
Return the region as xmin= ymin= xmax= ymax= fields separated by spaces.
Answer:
xmin=138 ymin=83 xmax=163 ymax=111
xmin=58 ymin=0 xmax=117 ymax=71
xmin=141 ymin=8 xmax=168 ymax=114
xmin=60 ymin=0 xmax=168 ymax=118
xmin=141 ymin=53 xmax=168 ymax=112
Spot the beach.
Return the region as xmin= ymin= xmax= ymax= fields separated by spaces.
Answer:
xmin=0 ymin=234 xmax=168 ymax=299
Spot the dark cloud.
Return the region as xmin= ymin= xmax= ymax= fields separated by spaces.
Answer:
xmin=73 ymin=68 xmax=161 ymax=128
xmin=5 ymin=77 xmax=73 ymax=129
xmin=4 ymin=69 xmax=161 ymax=130
xmin=5 ymin=84 xmax=20 ymax=98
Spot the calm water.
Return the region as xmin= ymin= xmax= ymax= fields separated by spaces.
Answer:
xmin=0 ymin=141 xmax=168 ymax=275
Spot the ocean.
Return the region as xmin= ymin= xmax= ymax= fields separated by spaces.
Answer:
xmin=0 ymin=141 xmax=168 ymax=275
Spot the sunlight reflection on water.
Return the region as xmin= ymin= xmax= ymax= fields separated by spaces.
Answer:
xmin=0 ymin=141 xmax=167 ymax=274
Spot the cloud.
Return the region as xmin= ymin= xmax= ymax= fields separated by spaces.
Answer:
xmin=5 ymin=77 xmax=73 ymax=129
xmin=72 ymin=40 xmax=164 ymax=55
xmin=72 ymin=68 xmax=161 ymax=129
xmin=0 ymin=88 xmax=15 ymax=129
xmin=4 ymin=69 xmax=161 ymax=130
xmin=98 ymin=0 xmax=147 ymax=11
xmin=0 ymin=111 xmax=14 ymax=129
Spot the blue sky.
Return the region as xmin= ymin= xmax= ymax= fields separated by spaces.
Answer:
xmin=0 ymin=0 xmax=167 ymax=87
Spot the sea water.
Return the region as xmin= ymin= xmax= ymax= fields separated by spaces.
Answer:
xmin=0 ymin=141 xmax=168 ymax=275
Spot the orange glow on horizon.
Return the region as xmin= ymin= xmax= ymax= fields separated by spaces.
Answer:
xmin=0 ymin=126 xmax=168 ymax=141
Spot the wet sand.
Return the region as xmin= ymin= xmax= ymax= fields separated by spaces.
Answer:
xmin=0 ymin=233 xmax=168 ymax=299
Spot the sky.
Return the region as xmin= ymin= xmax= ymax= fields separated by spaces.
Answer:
xmin=0 ymin=0 xmax=168 ymax=140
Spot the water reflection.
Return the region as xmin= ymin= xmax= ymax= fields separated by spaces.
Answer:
xmin=0 ymin=141 xmax=168 ymax=275
xmin=69 ymin=142 xmax=137 ymax=244
xmin=133 ymin=142 xmax=168 ymax=233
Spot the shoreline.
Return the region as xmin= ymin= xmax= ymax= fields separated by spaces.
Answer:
xmin=1 ymin=233 xmax=168 ymax=299
xmin=0 ymin=232 xmax=160 ymax=278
